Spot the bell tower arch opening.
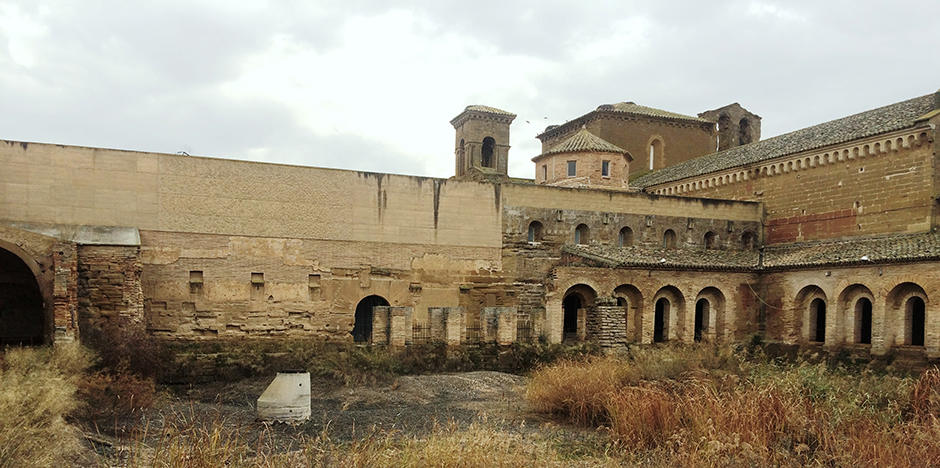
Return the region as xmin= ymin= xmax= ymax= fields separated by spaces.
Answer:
xmin=450 ymin=105 xmax=517 ymax=179
xmin=0 ymin=247 xmax=46 ymax=346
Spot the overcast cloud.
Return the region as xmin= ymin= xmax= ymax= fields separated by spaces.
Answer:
xmin=1 ymin=1 xmax=937 ymax=179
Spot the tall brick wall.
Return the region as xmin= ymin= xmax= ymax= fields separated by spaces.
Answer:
xmin=647 ymin=128 xmax=935 ymax=243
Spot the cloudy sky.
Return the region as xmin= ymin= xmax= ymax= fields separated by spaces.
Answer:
xmin=1 ymin=1 xmax=937 ymax=179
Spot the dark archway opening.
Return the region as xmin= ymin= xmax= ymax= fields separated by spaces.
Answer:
xmin=810 ymin=298 xmax=826 ymax=343
xmin=694 ymin=299 xmax=709 ymax=342
xmin=563 ymin=294 xmax=581 ymax=342
xmin=857 ymin=298 xmax=872 ymax=344
xmin=654 ymin=298 xmax=668 ymax=343
xmin=481 ymin=136 xmax=496 ymax=168
xmin=909 ymin=297 xmax=925 ymax=346
xmin=352 ymin=295 xmax=388 ymax=343
xmin=0 ymin=248 xmax=45 ymax=346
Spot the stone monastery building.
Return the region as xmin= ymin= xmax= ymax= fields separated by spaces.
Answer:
xmin=2 ymin=89 xmax=940 ymax=361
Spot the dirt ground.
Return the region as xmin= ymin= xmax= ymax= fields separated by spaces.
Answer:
xmin=81 ymin=371 xmax=600 ymax=465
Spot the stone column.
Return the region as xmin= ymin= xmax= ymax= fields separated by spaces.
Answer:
xmin=389 ymin=307 xmax=413 ymax=347
xmin=429 ymin=307 xmax=446 ymax=343
xmin=372 ymin=306 xmax=390 ymax=345
xmin=443 ymin=307 xmax=466 ymax=345
xmin=594 ymin=297 xmax=626 ymax=349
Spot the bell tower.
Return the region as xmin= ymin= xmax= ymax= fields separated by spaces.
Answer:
xmin=450 ymin=105 xmax=516 ymax=179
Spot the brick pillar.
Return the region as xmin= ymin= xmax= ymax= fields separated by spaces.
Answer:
xmin=531 ymin=307 xmax=546 ymax=341
xmin=389 ymin=307 xmax=413 ymax=347
xmin=577 ymin=307 xmax=587 ymax=341
xmin=496 ymin=307 xmax=517 ymax=345
xmin=594 ymin=297 xmax=626 ymax=349
xmin=52 ymin=242 xmax=78 ymax=343
xmin=871 ymin=298 xmax=888 ymax=356
xmin=429 ymin=307 xmax=446 ymax=343
xmin=372 ymin=306 xmax=390 ymax=345
xmin=443 ymin=307 xmax=465 ymax=345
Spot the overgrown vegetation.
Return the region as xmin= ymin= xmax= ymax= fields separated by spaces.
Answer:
xmin=163 ymin=338 xmax=601 ymax=385
xmin=527 ymin=343 xmax=940 ymax=467
xmin=0 ymin=343 xmax=91 ymax=468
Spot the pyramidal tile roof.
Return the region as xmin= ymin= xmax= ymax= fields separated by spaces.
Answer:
xmin=536 ymin=128 xmax=627 ymax=159
xmin=633 ymin=93 xmax=937 ymax=188
xmin=463 ymin=105 xmax=516 ymax=116
xmin=597 ymin=102 xmax=709 ymax=123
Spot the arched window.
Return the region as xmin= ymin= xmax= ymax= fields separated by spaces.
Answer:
xmin=0 ymin=247 xmax=45 ymax=346
xmin=703 ymin=231 xmax=717 ymax=250
xmin=527 ymin=221 xmax=543 ymax=242
xmin=575 ymin=224 xmax=590 ymax=245
xmin=663 ymin=229 xmax=677 ymax=249
xmin=741 ymin=232 xmax=755 ymax=251
xmin=649 ymin=139 xmax=663 ymax=170
xmin=458 ymin=139 xmax=465 ymax=172
xmin=809 ymin=298 xmax=826 ymax=343
xmin=654 ymin=298 xmax=669 ymax=343
xmin=739 ymin=118 xmax=752 ymax=145
xmin=855 ymin=298 xmax=872 ymax=344
xmin=694 ymin=299 xmax=709 ymax=342
xmin=618 ymin=227 xmax=633 ymax=247
xmin=481 ymin=136 xmax=495 ymax=168
xmin=907 ymin=297 xmax=926 ymax=346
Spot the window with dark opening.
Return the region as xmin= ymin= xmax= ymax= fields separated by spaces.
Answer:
xmin=856 ymin=298 xmax=872 ymax=344
xmin=567 ymin=160 xmax=577 ymax=177
xmin=704 ymin=231 xmax=717 ymax=250
xmin=654 ymin=298 xmax=669 ymax=342
xmin=741 ymin=232 xmax=755 ymax=251
xmin=563 ymin=294 xmax=581 ymax=342
xmin=739 ymin=118 xmax=752 ymax=145
xmin=619 ymin=227 xmax=633 ymax=247
xmin=481 ymin=137 xmax=495 ymax=168
xmin=695 ymin=299 xmax=709 ymax=342
xmin=602 ymin=160 xmax=610 ymax=177
xmin=527 ymin=221 xmax=543 ymax=242
xmin=575 ymin=224 xmax=589 ymax=244
xmin=810 ymin=298 xmax=826 ymax=343
xmin=663 ymin=229 xmax=677 ymax=249
xmin=908 ymin=296 xmax=925 ymax=346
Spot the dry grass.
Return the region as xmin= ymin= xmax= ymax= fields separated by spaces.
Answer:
xmin=528 ymin=344 xmax=940 ymax=467
xmin=0 ymin=343 xmax=92 ymax=468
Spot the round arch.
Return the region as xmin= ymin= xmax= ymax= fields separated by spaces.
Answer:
xmin=695 ymin=287 xmax=726 ymax=342
xmin=795 ymin=285 xmax=827 ymax=344
xmin=651 ymin=286 xmax=685 ymax=343
xmin=562 ymin=284 xmax=596 ymax=342
xmin=885 ymin=282 xmax=928 ymax=348
xmin=838 ymin=284 xmax=874 ymax=345
xmin=352 ymin=295 xmax=389 ymax=343
xmin=0 ymin=246 xmax=47 ymax=345
xmin=614 ymin=284 xmax=643 ymax=342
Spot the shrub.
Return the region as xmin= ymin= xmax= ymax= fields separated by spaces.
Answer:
xmin=0 ymin=343 xmax=92 ymax=468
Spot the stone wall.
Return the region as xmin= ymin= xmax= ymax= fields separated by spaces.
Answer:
xmin=77 ymin=245 xmax=143 ymax=333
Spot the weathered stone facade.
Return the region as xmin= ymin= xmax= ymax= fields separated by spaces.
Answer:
xmin=1 ymin=89 xmax=939 ymax=364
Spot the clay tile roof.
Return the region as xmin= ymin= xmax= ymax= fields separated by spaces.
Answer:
xmin=597 ymin=102 xmax=709 ymax=124
xmin=537 ymin=128 xmax=627 ymax=158
xmin=561 ymin=244 xmax=758 ymax=271
xmin=561 ymin=231 xmax=940 ymax=272
xmin=633 ymin=93 xmax=937 ymax=188
xmin=463 ymin=105 xmax=516 ymax=117
xmin=762 ymin=231 xmax=940 ymax=269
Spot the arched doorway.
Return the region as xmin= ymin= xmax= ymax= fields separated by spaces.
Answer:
xmin=810 ymin=298 xmax=826 ymax=343
xmin=856 ymin=297 xmax=873 ymax=344
xmin=694 ymin=299 xmax=709 ymax=342
xmin=0 ymin=248 xmax=45 ymax=345
xmin=562 ymin=294 xmax=581 ymax=342
xmin=352 ymin=295 xmax=388 ymax=343
xmin=654 ymin=298 xmax=669 ymax=343
xmin=908 ymin=297 xmax=926 ymax=346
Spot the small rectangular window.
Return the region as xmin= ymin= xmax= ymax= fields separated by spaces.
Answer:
xmin=602 ymin=160 xmax=610 ymax=177
xmin=189 ymin=271 xmax=203 ymax=296
xmin=251 ymin=272 xmax=264 ymax=300
xmin=567 ymin=161 xmax=576 ymax=177
xmin=542 ymin=165 xmax=547 ymax=181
